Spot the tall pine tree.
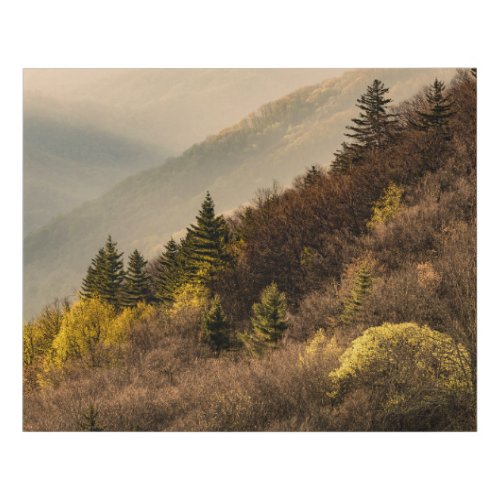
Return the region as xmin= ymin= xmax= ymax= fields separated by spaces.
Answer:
xmin=345 ymin=79 xmax=396 ymax=150
xmin=123 ymin=249 xmax=152 ymax=307
xmin=251 ymin=282 xmax=288 ymax=343
xmin=101 ymin=235 xmax=126 ymax=308
xmin=412 ymin=79 xmax=454 ymax=136
xmin=155 ymin=238 xmax=181 ymax=303
xmin=81 ymin=247 xmax=106 ymax=299
xmin=81 ymin=236 xmax=126 ymax=308
xmin=331 ymin=79 xmax=396 ymax=173
xmin=186 ymin=192 xmax=230 ymax=279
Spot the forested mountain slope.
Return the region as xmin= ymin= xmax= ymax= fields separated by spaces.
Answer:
xmin=24 ymin=68 xmax=455 ymax=319
xmin=23 ymin=70 xmax=476 ymax=431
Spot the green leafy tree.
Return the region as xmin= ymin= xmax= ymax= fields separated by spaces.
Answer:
xmin=329 ymin=323 xmax=473 ymax=430
xmin=251 ymin=282 xmax=288 ymax=342
xmin=186 ymin=192 xmax=231 ymax=280
xmin=46 ymin=297 xmax=117 ymax=369
xmin=43 ymin=297 xmax=152 ymax=374
xmin=413 ymin=79 xmax=454 ymax=134
xmin=203 ymin=294 xmax=230 ymax=352
xmin=123 ymin=249 xmax=152 ymax=307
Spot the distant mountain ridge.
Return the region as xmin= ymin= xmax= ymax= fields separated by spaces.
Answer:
xmin=24 ymin=69 xmax=346 ymax=235
xmin=24 ymin=69 xmax=346 ymax=154
xmin=24 ymin=113 xmax=168 ymax=235
xmin=24 ymin=68 xmax=456 ymax=319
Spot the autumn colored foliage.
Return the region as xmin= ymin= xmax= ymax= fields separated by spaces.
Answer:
xmin=23 ymin=70 xmax=476 ymax=431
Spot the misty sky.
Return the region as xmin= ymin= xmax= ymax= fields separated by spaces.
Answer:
xmin=24 ymin=68 xmax=347 ymax=155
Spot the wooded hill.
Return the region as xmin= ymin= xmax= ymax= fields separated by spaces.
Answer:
xmin=23 ymin=68 xmax=456 ymax=320
xmin=24 ymin=69 xmax=476 ymax=431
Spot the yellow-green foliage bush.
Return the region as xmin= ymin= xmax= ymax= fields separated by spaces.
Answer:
xmin=23 ymin=301 xmax=67 ymax=366
xmin=108 ymin=302 xmax=154 ymax=345
xmin=169 ymin=282 xmax=208 ymax=316
xmin=24 ymin=323 xmax=50 ymax=367
xmin=45 ymin=298 xmax=117 ymax=370
xmin=299 ymin=328 xmax=341 ymax=366
xmin=44 ymin=298 xmax=154 ymax=372
xmin=329 ymin=323 xmax=473 ymax=427
xmin=367 ymin=182 xmax=404 ymax=230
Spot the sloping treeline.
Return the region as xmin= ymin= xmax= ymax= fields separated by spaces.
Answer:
xmin=211 ymin=74 xmax=473 ymax=323
xmin=68 ymin=70 xmax=475 ymax=358
xmin=23 ymin=69 xmax=476 ymax=431
xmin=81 ymin=75 xmax=463 ymax=321
xmin=80 ymin=191 xmax=232 ymax=309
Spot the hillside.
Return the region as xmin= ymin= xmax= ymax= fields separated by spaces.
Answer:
xmin=23 ymin=69 xmax=476 ymax=432
xmin=23 ymin=68 xmax=456 ymax=319
xmin=24 ymin=69 xmax=345 ymax=235
xmin=24 ymin=113 xmax=167 ymax=235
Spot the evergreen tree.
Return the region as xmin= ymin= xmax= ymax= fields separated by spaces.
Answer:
xmin=303 ymin=164 xmax=323 ymax=187
xmin=81 ymin=247 xmax=106 ymax=299
xmin=123 ymin=249 xmax=152 ymax=307
xmin=251 ymin=282 xmax=288 ymax=343
xmin=339 ymin=263 xmax=372 ymax=325
xmin=345 ymin=79 xmax=396 ymax=150
xmin=203 ymin=294 xmax=230 ymax=353
xmin=101 ymin=235 xmax=125 ymax=308
xmin=331 ymin=80 xmax=396 ymax=173
xmin=412 ymin=79 xmax=454 ymax=135
xmin=155 ymin=238 xmax=181 ymax=303
xmin=177 ymin=233 xmax=200 ymax=283
xmin=186 ymin=192 xmax=230 ymax=279
xmin=330 ymin=141 xmax=362 ymax=173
